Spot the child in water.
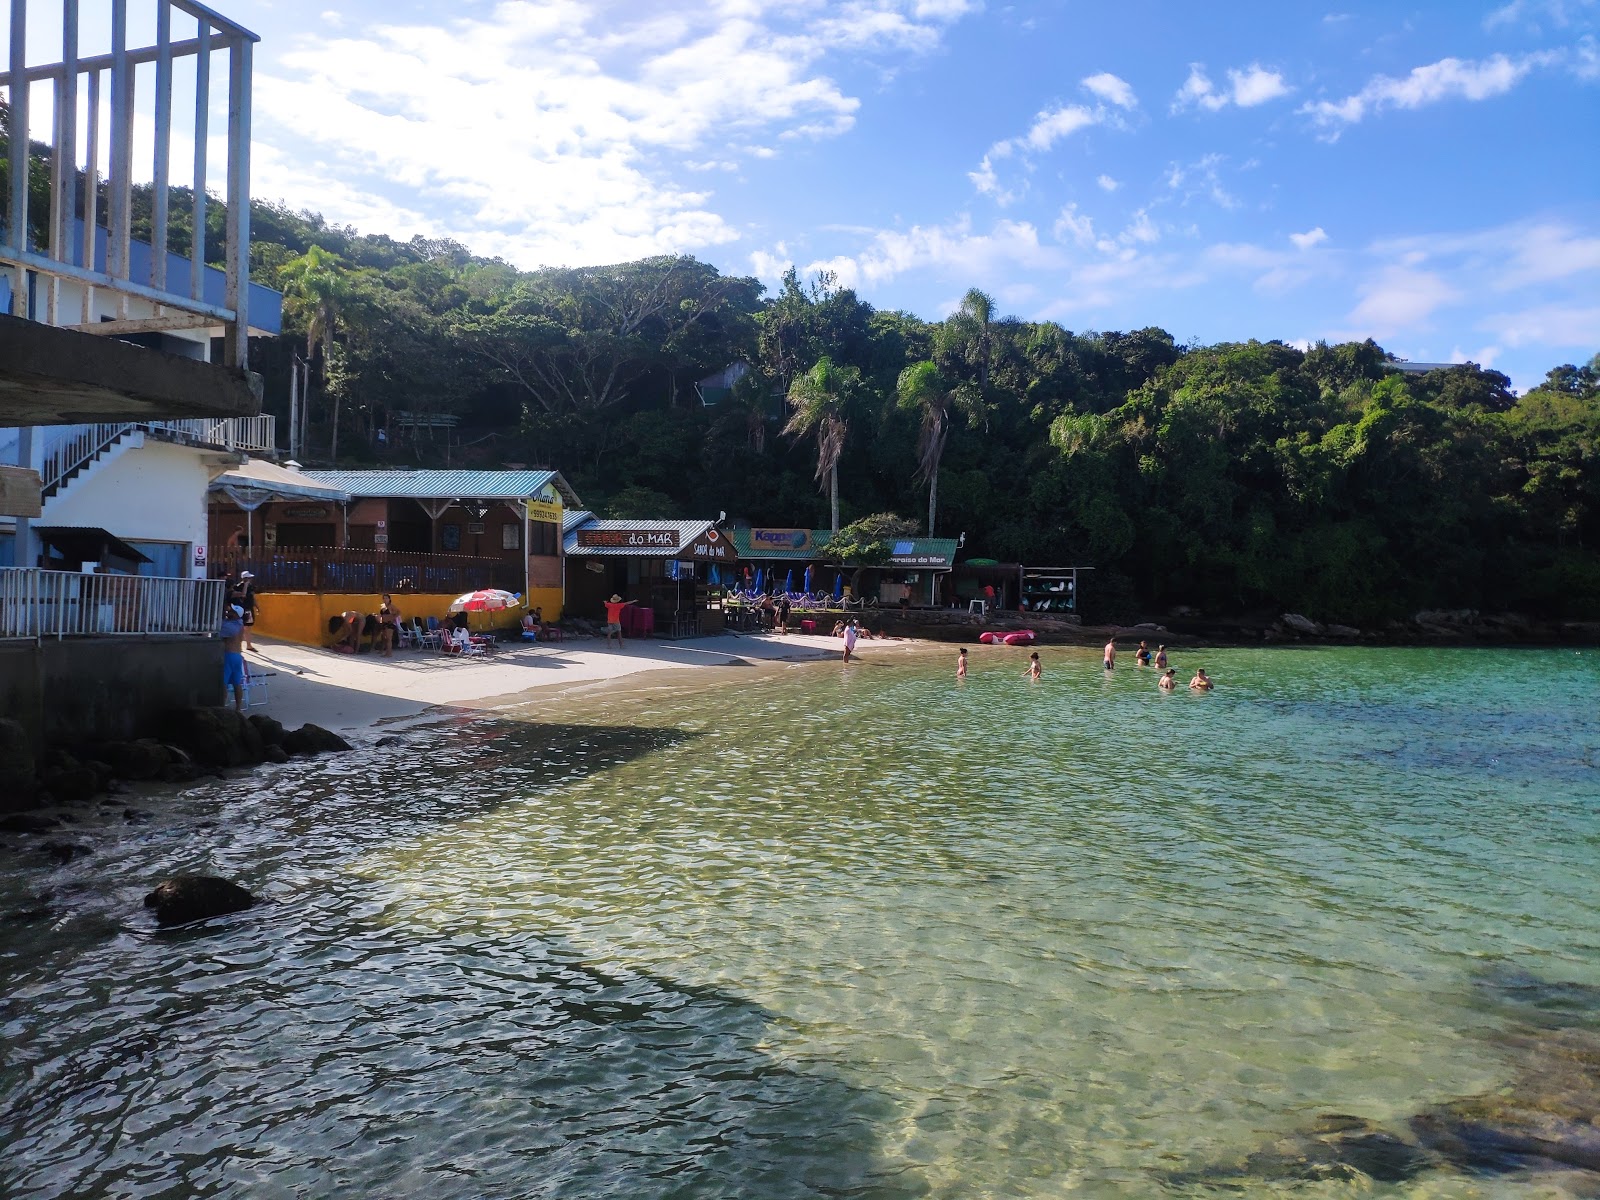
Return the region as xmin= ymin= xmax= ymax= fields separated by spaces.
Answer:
xmin=957 ymin=647 xmax=968 ymax=679
xmin=1025 ymin=652 xmax=1041 ymax=681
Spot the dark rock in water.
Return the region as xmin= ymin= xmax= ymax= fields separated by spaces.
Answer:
xmin=123 ymin=808 xmax=153 ymax=824
xmin=98 ymin=739 xmax=171 ymax=782
xmin=1410 ymin=1102 xmax=1600 ymax=1174
xmin=159 ymin=707 xmax=265 ymax=768
xmin=374 ymin=734 xmax=403 ymax=748
xmin=143 ymin=875 xmax=255 ymax=927
xmin=281 ymin=723 xmax=353 ymax=757
xmin=261 ymin=744 xmax=290 ymax=764
xmin=247 ymin=714 xmax=286 ymax=748
xmin=37 ymin=764 xmax=103 ymax=806
xmin=0 ymin=718 xmax=37 ymax=811
xmin=40 ymin=840 xmax=90 ymax=865
xmin=1474 ymin=966 xmax=1600 ymax=1025
xmin=1163 ymin=1114 xmax=1437 ymax=1189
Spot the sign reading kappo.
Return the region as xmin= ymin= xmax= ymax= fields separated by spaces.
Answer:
xmin=576 ymin=528 xmax=678 ymax=549
xmin=525 ymin=484 xmax=563 ymax=527
xmin=681 ymin=528 xmax=735 ymax=561
xmin=749 ymin=527 xmax=812 ymax=553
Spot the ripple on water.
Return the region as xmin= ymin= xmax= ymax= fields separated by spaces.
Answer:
xmin=2 ymin=645 xmax=1598 ymax=1198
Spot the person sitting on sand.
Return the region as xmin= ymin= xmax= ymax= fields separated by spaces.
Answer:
xmin=1135 ymin=640 xmax=1151 ymax=666
xmin=603 ymin=594 xmax=634 ymax=649
xmin=327 ymin=611 xmax=361 ymax=654
xmin=832 ymin=620 xmax=847 ymax=637
xmin=1189 ymin=668 xmax=1214 ymax=691
xmin=1154 ymin=645 xmax=1169 ymax=669
xmin=1159 ymin=668 xmax=1177 ymax=691
xmin=1025 ymin=651 xmax=1042 ymax=681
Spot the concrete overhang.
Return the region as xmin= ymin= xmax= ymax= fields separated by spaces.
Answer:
xmin=0 ymin=314 xmax=263 ymax=426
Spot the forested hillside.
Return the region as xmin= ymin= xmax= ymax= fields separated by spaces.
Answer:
xmin=236 ymin=200 xmax=1598 ymax=624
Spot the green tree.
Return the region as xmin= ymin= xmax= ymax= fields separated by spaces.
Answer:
xmin=826 ymin=512 xmax=920 ymax=596
xmin=896 ymin=360 xmax=978 ymax=536
xmin=784 ymin=356 xmax=860 ymax=533
xmin=278 ymin=244 xmax=357 ymax=459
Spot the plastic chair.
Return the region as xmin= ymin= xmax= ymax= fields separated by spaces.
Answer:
xmin=244 ymin=665 xmax=276 ymax=707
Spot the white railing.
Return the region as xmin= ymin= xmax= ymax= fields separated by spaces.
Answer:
xmin=37 ymin=415 xmax=275 ymax=494
xmin=0 ymin=568 xmax=226 ymax=640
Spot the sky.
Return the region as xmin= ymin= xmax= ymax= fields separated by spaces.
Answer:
xmin=11 ymin=0 xmax=1600 ymax=391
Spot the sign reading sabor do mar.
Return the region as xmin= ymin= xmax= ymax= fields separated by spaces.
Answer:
xmin=576 ymin=528 xmax=678 ymax=550
xmin=681 ymin=528 xmax=735 ymax=561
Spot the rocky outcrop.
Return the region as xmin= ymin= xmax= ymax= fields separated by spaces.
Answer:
xmin=247 ymin=714 xmax=286 ymax=748
xmin=143 ymin=875 xmax=256 ymax=927
xmin=281 ymin=724 xmax=353 ymax=757
xmin=1279 ymin=612 xmax=1323 ymax=636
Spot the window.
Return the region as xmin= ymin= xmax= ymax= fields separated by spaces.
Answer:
xmin=529 ymin=521 xmax=559 ymax=556
xmin=502 ymin=523 xmax=521 ymax=550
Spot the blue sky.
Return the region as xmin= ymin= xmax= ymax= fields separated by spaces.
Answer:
xmin=41 ymin=0 xmax=1599 ymax=390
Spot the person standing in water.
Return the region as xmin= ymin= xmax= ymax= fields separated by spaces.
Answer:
xmin=1189 ymin=668 xmax=1214 ymax=691
xmin=1154 ymin=645 xmax=1169 ymax=670
xmin=1159 ymin=668 xmax=1177 ymax=691
xmin=219 ymin=605 xmax=247 ymax=711
xmin=957 ymin=647 xmax=968 ymax=679
xmin=1103 ymin=639 xmax=1116 ymax=671
xmin=1025 ymin=651 xmax=1041 ymax=681
xmin=1135 ymin=640 xmax=1151 ymax=666
xmin=842 ymin=619 xmax=859 ymax=664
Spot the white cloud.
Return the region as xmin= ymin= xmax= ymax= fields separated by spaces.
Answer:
xmin=1081 ymin=72 xmax=1138 ymax=109
xmin=1096 ymin=173 xmax=1120 ymax=192
xmin=1172 ymin=62 xmax=1290 ymax=112
xmin=1022 ymin=104 xmax=1101 ymax=152
xmin=1481 ymin=303 xmax=1600 ymax=347
xmin=1451 ymin=344 xmax=1503 ymax=368
xmin=252 ymin=0 xmax=975 ymax=267
xmin=1344 ymin=267 xmax=1460 ymax=337
xmin=1165 ymin=153 xmax=1239 ymax=209
xmin=1053 ymin=204 xmax=1096 ymax=246
xmin=1484 ymin=0 xmax=1597 ymax=31
xmin=1299 ymin=51 xmax=1562 ymax=135
xmin=1290 ymin=226 xmax=1329 ymax=249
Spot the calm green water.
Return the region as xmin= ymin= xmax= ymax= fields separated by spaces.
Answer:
xmin=2 ymin=645 xmax=1598 ymax=1198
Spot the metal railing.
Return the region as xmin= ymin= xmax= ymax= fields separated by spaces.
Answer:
xmin=0 ymin=567 xmax=226 ymax=640
xmin=213 ymin=546 xmax=523 ymax=595
xmin=38 ymin=415 xmax=274 ymax=495
xmin=1 ymin=0 xmax=257 ymax=367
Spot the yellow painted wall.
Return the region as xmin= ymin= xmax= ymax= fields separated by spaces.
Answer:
xmin=253 ymin=587 xmax=565 ymax=647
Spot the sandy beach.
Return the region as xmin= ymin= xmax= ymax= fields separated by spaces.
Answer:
xmin=240 ymin=629 xmax=920 ymax=735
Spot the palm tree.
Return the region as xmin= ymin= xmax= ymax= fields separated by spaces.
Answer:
xmin=784 ymin=356 xmax=859 ymax=533
xmin=897 ymin=360 xmax=979 ymax=536
xmin=279 ymin=245 xmax=354 ymax=459
xmin=939 ymin=287 xmax=996 ymax=387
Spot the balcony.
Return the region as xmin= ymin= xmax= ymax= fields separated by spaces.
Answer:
xmin=0 ymin=566 xmax=225 ymax=639
xmin=212 ymin=546 xmax=525 ymax=597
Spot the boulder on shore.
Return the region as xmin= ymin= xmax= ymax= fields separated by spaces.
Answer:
xmin=97 ymin=739 xmax=172 ymax=782
xmin=281 ymin=724 xmax=353 ymax=757
xmin=1279 ymin=613 xmax=1323 ymax=636
xmin=247 ymin=714 xmax=286 ymax=748
xmin=143 ymin=875 xmax=256 ymax=927
xmin=0 ymin=719 xmax=37 ymax=812
xmin=159 ymin=707 xmax=266 ymax=768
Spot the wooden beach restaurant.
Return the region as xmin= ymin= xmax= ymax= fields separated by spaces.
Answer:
xmin=562 ymin=513 xmax=738 ymax=638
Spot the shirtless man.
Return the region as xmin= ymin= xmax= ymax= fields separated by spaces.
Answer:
xmin=1159 ymin=668 xmax=1178 ymax=691
xmin=1189 ymin=668 xmax=1214 ymax=691
xmin=1103 ymin=639 xmax=1116 ymax=671
xmin=220 ymin=605 xmax=247 ymax=711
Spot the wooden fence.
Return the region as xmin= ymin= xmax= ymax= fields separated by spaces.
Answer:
xmin=211 ymin=547 xmax=522 ymax=595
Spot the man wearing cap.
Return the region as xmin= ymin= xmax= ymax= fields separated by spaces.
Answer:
xmin=219 ymin=604 xmax=248 ymax=712
xmin=228 ymin=571 xmax=259 ymax=652
xmin=602 ymin=594 xmax=633 ymax=649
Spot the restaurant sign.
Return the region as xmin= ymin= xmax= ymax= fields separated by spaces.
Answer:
xmin=576 ymin=528 xmax=678 ymax=550
xmin=525 ymin=483 xmax=563 ymax=526
xmin=681 ymin=528 xmax=735 ymax=561
xmin=887 ymin=540 xmax=952 ymax=568
xmin=749 ymin=527 xmax=812 ymax=553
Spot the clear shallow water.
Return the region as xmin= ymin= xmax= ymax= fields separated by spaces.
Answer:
xmin=2 ymin=645 xmax=1598 ymax=1198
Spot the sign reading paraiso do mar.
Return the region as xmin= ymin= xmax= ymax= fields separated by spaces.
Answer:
xmin=576 ymin=528 xmax=678 ymax=549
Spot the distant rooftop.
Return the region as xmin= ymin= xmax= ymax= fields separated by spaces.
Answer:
xmin=298 ymin=469 xmax=582 ymax=507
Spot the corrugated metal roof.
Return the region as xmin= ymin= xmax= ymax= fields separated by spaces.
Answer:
xmin=886 ymin=538 xmax=959 ymax=568
xmin=563 ymin=516 xmax=716 ymax=556
xmin=730 ymin=528 xmax=835 ymax=559
xmin=296 ymin=469 xmax=582 ymax=506
xmin=562 ymin=509 xmax=594 ymax=534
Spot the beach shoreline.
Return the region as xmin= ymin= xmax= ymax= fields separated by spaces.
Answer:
xmin=243 ymin=629 xmax=924 ymax=736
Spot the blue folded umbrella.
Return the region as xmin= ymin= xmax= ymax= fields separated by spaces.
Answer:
xmin=833 ymin=573 xmax=843 ymax=600
xmin=784 ymin=570 xmax=794 ymax=594
xmin=804 ymin=565 xmax=814 ymax=594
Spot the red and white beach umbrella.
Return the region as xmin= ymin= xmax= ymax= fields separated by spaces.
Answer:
xmin=447 ymin=588 xmax=519 ymax=613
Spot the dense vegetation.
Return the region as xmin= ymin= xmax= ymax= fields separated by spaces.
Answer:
xmin=7 ymin=128 xmax=1598 ymax=621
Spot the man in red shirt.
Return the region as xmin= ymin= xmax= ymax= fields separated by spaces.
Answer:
xmin=603 ymin=594 xmax=634 ymax=649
